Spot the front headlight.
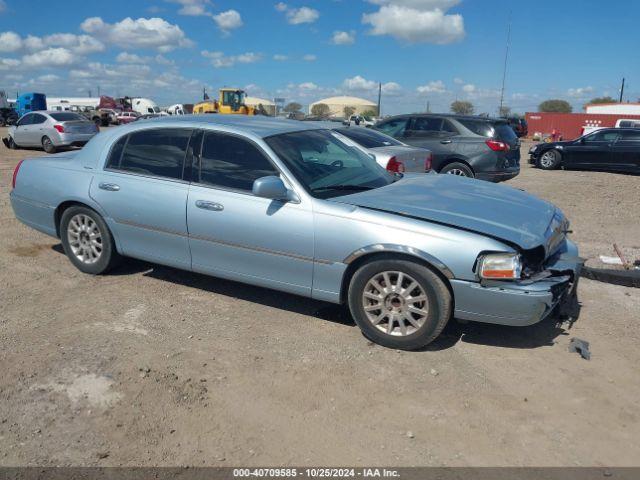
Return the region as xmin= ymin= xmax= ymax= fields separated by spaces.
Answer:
xmin=478 ymin=253 xmax=522 ymax=280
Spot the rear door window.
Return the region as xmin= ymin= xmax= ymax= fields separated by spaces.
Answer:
xmin=618 ymin=130 xmax=640 ymax=142
xmin=199 ymin=132 xmax=279 ymax=192
xmin=375 ymin=118 xmax=409 ymax=137
xmin=31 ymin=114 xmax=47 ymax=125
xmin=107 ymin=128 xmax=192 ymax=180
xmin=336 ymin=127 xmax=402 ymax=148
xmin=411 ymin=117 xmax=443 ymax=132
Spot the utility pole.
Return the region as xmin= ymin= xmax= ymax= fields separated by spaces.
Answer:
xmin=619 ymin=78 xmax=625 ymax=103
xmin=426 ymin=101 xmax=430 ymax=113
xmin=499 ymin=11 xmax=512 ymax=115
xmin=377 ymin=82 xmax=382 ymax=117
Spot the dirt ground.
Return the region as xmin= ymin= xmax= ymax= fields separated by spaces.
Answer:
xmin=0 ymin=128 xmax=639 ymax=467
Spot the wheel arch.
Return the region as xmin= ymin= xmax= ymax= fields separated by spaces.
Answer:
xmin=339 ymin=245 xmax=454 ymax=304
xmin=54 ymin=199 xmax=112 ymax=239
xmin=436 ymin=157 xmax=474 ymax=174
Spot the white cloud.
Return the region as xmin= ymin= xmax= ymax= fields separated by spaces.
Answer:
xmin=362 ymin=0 xmax=464 ymax=44
xmin=0 ymin=57 xmax=20 ymax=70
xmin=462 ymin=83 xmax=475 ymax=93
xmin=213 ymin=9 xmax=243 ymax=32
xmin=116 ymin=52 xmax=151 ymax=64
xmin=169 ymin=0 xmax=212 ymax=16
xmin=155 ymin=54 xmax=175 ymax=65
xmin=567 ymin=86 xmax=594 ymax=98
xmin=275 ymin=4 xmax=319 ymax=24
xmin=202 ymin=50 xmax=262 ymax=68
xmin=332 ymin=30 xmax=356 ymax=45
xmin=302 ymin=54 xmax=317 ymax=61
xmin=343 ymin=75 xmax=377 ymax=91
xmin=299 ymin=82 xmax=318 ymax=90
xmin=21 ymin=47 xmax=76 ymax=68
xmin=453 ymin=77 xmax=464 ymax=85
xmin=0 ymin=32 xmax=22 ymax=52
xmin=273 ymin=54 xmax=288 ymax=61
xmin=382 ymin=81 xmax=402 ymax=94
xmin=35 ymin=74 xmax=60 ymax=83
xmin=417 ymin=80 xmax=446 ymax=94
xmin=81 ymin=17 xmax=193 ymax=52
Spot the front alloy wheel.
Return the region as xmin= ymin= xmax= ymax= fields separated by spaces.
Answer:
xmin=538 ymin=150 xmax=561 ymax=170
xmin=348 ymin=259 xmax=452 ymax=350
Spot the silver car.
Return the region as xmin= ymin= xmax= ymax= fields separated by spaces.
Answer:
xmin=9 ymin=115 xmax=582 ymax=350
xmin=3 ymin=111 xmax=99 ymax=154
xmin=332 ymin=126 xmax=432 ymax=174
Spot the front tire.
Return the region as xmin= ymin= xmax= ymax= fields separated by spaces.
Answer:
xmin=8 ymin=136 xmax=18 ymax=149
xmin=42 ymin=136 xmax=56 ymax=154
xmin=538 ymin=150 xmax=561 ymax=170
xmin=60 ymin=206 xmax=121 ymax=274
xmin=440 ymin=162 xmax=474 ymax=178
xmin=348 ymin=259 xmax=452 ymax=350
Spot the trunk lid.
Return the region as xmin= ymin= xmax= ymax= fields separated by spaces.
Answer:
xmin=331 ymin=173 xmax=559 ymax=251
xmin=61 ymin=120 xmax=97 ymax=134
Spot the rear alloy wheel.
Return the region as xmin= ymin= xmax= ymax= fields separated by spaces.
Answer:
xmin=348 ymin=259 xmax=452 ymax=350
xmin=440 ymin=162 xmax=474 ymax=178
xmin=60 ymin=206 xmax=121 ymax=274
xmin=42 ymin=136 xmax=56 ymax=154
xmin=538 ymin=150 xmax=561 ymax=170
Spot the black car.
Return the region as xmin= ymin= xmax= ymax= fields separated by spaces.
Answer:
xmin=529 ymin=128 xmax=640 ymax=174
xmin=374 ymin=114 xmax=520 ymax=182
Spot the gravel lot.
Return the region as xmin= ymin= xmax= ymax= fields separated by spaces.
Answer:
xmin=0 ymin=127 xmax=639 ymax=467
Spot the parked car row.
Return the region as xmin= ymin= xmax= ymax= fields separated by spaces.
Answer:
xmin=9 ymin=115 xmax=581 ymax=350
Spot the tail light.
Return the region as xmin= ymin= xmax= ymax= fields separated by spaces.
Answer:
xmin=12 ymin=159 xmax=24 ymax=189
xmin=53 ymin=124 xmax=65 ymax=133
xmin=485 ymin=139 xmax=510 ymax=152
xmin=425 ymin=152 xmax=433 ymax=171
xmin=386 ymin=156 xmax=405 ymax=173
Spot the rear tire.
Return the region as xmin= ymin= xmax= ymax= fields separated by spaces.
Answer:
xmin=42 ymin=136 xmax=56 ymax=154
xmin=538 ymin=149 xmax=561 ymax=170
xmin=60 ymin=206 xmax=121 ymax=275
xmin=8 ymin=136 xmax=18 ymax=149
xmin=440 ymin=162 xmax=474 ymax=178
xmin=348 ymin=259 xmax=452 ymax=350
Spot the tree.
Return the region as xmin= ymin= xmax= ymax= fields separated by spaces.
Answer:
xmin=450 ymin=100 xmax=474 ymax=115
xmin=343 ymin=105 xmax=356 ymax=118
xmin=538 ymin=99 xmax=572 ymax=113
xmin=498 ymin=105 xmax=511 ymax=117
xmin=311 ymin=103 xmax=331 ymax=118
xmin=361 ymin=108 xmax=379 ymax=118
xmin=588 ymin=96 xmax=617 ymax=105
xmin=283 ymin=102 xmax=302 ymax=113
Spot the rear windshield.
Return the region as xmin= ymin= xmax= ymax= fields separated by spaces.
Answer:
xmin=335 ymin=127 xmax=402 ymax=148
xmin=50 ymin=112 xmax=85 ymax=122
xmin=458 ymin=119 xmax=518 ymax=141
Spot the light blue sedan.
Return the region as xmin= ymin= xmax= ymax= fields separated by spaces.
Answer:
xmin=9 ymin=115 xmax=582 ymax=350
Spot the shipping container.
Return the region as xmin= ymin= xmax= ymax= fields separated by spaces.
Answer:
xmin=525 ymin=112 xmax=640 ymax=140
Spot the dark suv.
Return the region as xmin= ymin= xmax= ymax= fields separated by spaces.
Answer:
xmin=374 ymin=114 xmax=521 ymax=182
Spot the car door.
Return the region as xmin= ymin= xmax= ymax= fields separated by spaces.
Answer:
xmin=563 ymin=130 xmax=618 ymax=169
xmin=609 ymin=129 xmax=640 ymax=173
xmin=13 ymin=113 xmax=34 ymax=146
xmin=89 ymin=127 xmax=195 ymax=270
xmin=28 ymin=113 xmax=49 ymax=145
xmin=403 ymin=117 xmax=454 ymax=162
xmin=186 ymin=130 xmax=314 ymax=296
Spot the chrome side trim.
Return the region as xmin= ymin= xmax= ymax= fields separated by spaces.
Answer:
xmin=343 ymin=243 xmax=454 ymax=279
xmin=113 ymin=218 xmax=333 ymax=265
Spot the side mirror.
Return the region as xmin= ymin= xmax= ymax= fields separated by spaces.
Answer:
xmin=252 ymin=176 xmax=296 ymax=202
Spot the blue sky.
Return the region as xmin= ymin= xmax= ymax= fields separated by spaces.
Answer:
xmin=0 ymin=0 xmax=638 ymax=114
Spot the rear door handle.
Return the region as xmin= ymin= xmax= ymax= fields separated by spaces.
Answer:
xmin=196 ymin=200 xmax=224 ymax=211
xmin=440 ymin=139 xmax=452 ymax=144
xmin=98 ymin=182 xmax=120 ymax=191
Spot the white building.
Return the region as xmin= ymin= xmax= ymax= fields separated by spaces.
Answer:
xmin=585 ymin=103 xmax=640 ymax=115
xmin=46 ymin=97 xmax=101 ymax=109
xmin=244 ymin=96 xmax=276 ymax=116
xmin=309 ymin=96 xmax=378 ymax=118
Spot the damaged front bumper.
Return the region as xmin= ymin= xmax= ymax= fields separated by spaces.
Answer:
xmin=451 ymin=239 xmax=582 ymax=327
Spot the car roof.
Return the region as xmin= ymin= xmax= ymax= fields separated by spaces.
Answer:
xmin=383 ymin=113 xmax=506 ymax=123
xmin=138 ymin=114 xmax=324 ymax=138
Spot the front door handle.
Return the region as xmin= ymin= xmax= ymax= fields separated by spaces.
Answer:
xmin=98 ymin=182 xmax=120 ymax=191
xmin=440 ymin=139 xmax=452 ymax=144
xmin=196 ymin=200 xmax=224 ymax=211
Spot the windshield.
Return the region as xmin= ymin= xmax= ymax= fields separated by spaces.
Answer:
xmin=265 ymin=129 xmax=396 ymax=199
xmin=336 ymin=127 xmax=402 ymax=148
xmin=50 ymin=112 xmax=85 ymax=122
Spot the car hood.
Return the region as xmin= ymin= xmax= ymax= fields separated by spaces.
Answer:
xmin=331 ymin=173 xmax=559 ymax=251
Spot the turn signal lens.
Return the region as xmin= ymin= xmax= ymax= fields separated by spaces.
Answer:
xmin=478 ymin=253 xmax=522 ymax=280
